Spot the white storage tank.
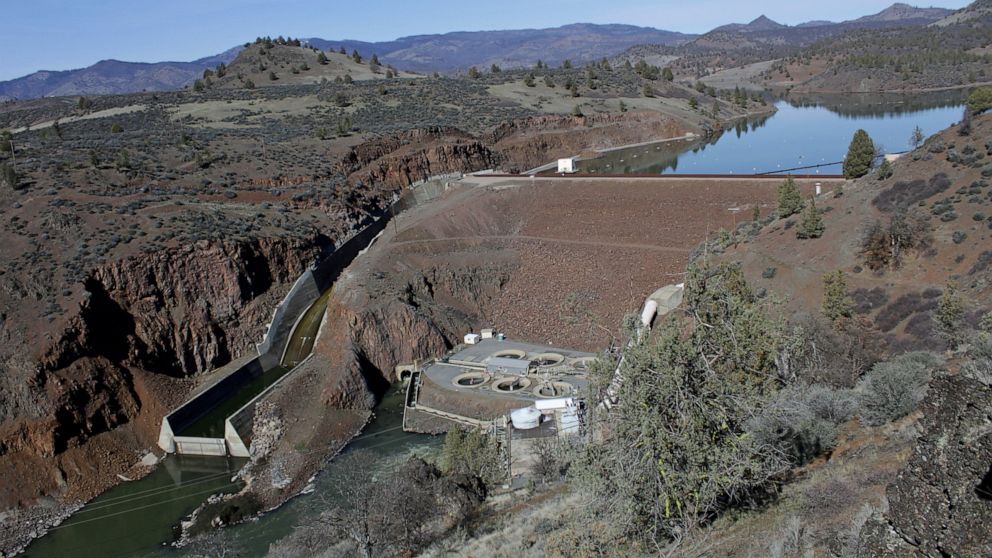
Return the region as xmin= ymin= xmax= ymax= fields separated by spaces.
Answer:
xmin=510 ymin=407 xmax=542 ymax=430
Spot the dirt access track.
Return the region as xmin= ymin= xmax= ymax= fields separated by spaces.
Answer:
xmin=350 ymin=174 xmax=835 ymax=352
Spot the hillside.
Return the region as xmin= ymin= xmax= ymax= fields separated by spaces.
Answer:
xmin=611 ymin=2 xmax=958 ymax=88
xmin=209 ymin=42 xmax=418 ymax=90
xmin=0 ymin=47 xmax=242 ymax=101
xmin=305 ymin=23 xmax=695 ymax=73
xmin=763 ymin=1 xmax=992 ymax=93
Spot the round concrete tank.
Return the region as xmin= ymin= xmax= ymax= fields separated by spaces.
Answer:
xmin=641 ymin=300 xmax=659 ymax=327
xmin=510 ymin=407 xmax=542 ymax=430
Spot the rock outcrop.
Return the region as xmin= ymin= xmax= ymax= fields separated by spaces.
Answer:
xmin=857 ymin=375 xmax=992 ymax=557
xmin=0 ymin=234 xmax=330 ymax=509
xmin=490 ymin=111 xmax=691 ymax=172
xmin=336 ymin=127 xmax=501 ymax=190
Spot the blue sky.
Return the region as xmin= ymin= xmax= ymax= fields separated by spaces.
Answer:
xmin=0 ymin=0 xmax=970 ymax=81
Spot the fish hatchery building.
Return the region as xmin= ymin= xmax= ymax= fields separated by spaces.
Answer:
xmin=401 ymin=334 xmax=594 ymax=484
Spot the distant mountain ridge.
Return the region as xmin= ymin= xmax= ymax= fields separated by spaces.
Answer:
xmin=0 ymin=24 xmax=692 ymax=100
xmin=304 ymin=23 xmax=695 ymax=73
xmin=0 ymin=47 xmax=243 ymax=101
xmin=618 ymin=2 xmax=955 ymax=57
xmin=0 ymin=5 xmax=959 ymax=100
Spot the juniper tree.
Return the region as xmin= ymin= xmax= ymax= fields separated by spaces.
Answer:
xmin=821 ymin=270 xmax=853 ymax=323
xmin=966 ymin=86 xmax=992 ymax=115
xmin=777 ymin=175 xmax=803 ymax=217
xmin=937 ymin=280 xmax=965 ymax=347
xmin=796 ymin=197 xmax=825 ymax=239
xmin=570 ymin=263 xmax=788 ymax=549
xmin=843 ymin=129 xmax=875 ymax=179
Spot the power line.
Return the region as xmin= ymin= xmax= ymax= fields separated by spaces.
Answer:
xmin=72 ymin=470 xmax=236 ymax=515
xmin=45 ymin=483 xmax=239 ymax=532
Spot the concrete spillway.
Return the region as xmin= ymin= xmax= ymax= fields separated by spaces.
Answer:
xmin=157 ymin=176 xmax=452 ymax=458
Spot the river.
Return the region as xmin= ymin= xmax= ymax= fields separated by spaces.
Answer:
xmin=578 ymin=91 xmax=967 ymax=175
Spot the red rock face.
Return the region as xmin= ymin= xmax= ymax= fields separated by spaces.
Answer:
xmin=336 ymin=127 xmax=501 ymax=191
xmin=490 ymin=111 xmax=691 ymax=172
xmin=0 ymin=235 xmax=324 ymax=508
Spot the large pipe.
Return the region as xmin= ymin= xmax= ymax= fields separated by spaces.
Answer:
xmin=640 ymin=300 xmax=659 ymax=328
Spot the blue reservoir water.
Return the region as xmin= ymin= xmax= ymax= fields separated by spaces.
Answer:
xmin=579 ymin=94 xmax=967 ymax=175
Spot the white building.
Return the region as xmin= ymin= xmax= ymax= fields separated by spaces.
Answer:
xmin=557 ymin=158 xmax=577 ymax=173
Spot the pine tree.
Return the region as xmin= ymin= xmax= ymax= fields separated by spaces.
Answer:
xmin=467 ymin=67 xmax=480 ymax=79
xmin=777 ymin=175 xmax=803 ymax=218
xmin=821 ymin=270 xmax=852 ymax=323
xmin=523 ymin=73 xmax=535 ymax=87
xmin=662 ymin=67 xmax=674 ymax=81
xmin=316 ymin=52 xmax=328 ymax=65
xmin=796 ymin=196 xmax=825 ymax=239
xmin=843 ymin=129 xmax=875 ymax=179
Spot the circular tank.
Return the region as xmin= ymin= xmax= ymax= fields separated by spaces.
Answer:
xmin=533 ymin=353 xmax=565 ymax=367
xmin=493 ymin=349 xmax=527 ymax=359
xmin=452 ymin=372 xmax=488 ymax=388
xmin=534 ymin=382 xmax=574 ymax=398
xmin=493 ymin=376 xmax=531 ymax=392
xmin=510 ymin=407 xmax=542 ymax=429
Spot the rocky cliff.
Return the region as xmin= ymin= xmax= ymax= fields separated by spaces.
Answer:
xmin=489 ymin=111 xmax=692 ymax=172
xmin=336 ymin=127 xmax=501 ymax=191
xmin=857 ymin=375 xmax=992 ymax=557
xmin=0 ymin=234 xmax=329 ymax=510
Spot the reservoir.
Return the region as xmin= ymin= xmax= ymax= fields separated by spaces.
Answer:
xmin=578 ymin=92 xmax=967 ymax=175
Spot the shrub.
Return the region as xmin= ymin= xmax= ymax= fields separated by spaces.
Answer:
xmin=873 ymin=173 xmax=951 ymax=213
xmin=874 ymin=291 xmax=938 ymax=332
xmin=851 ymin=287 xmax=888 ymax=314
xmin=439 ymin=427 xmax=503 ymax=487
xmin=748 ymin=384 xmax=859 ymax=465
xmin=953 ymin=230 xmax=968 ymax=244
xmin=877 ymin=158 xmax=893 ymax=180
xmin=860 ymin=210 xmax=932 ymax=271
xmin=858 ymin=352 xmax=942 ymax=426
